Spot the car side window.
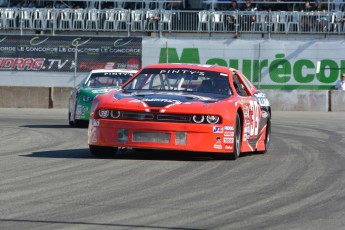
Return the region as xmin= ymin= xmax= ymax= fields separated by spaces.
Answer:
xmin=232 ymin=73 xmax=248 ymax=96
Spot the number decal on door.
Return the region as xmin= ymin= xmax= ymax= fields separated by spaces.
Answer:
xmin=249 ymin=100 xmax=260 ymax=136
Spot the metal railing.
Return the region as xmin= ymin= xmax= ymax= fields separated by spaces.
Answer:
xmin=1 ymin=7 xmax=345 ymax=35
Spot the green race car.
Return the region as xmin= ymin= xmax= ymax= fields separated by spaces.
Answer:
xmin=68 ymin=69 xmax=137 ymax=127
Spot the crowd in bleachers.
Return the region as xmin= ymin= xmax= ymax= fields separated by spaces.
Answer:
xmin=0 ymin=0 xmax=344 ymax=34
xmin=1 ymin=0 xmax=343 ymax=11
xmin=212 ymin=0 xmax=344 ymax=12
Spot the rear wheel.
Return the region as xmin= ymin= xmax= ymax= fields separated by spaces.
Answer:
xmin=226 ymin=113 xmax=242 ymax=160
xmin=89 ymin=145 xmax=118 ymax=158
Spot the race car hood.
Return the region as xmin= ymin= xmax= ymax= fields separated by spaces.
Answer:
xmin=111 ymin=90 xmax=229 ymax=110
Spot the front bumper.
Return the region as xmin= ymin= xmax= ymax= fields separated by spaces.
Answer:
xmin=88 ymin=119 xmax=236 ymax=153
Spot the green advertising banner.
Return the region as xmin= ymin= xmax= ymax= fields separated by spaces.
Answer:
xmin=143 ymin=38 xmax=345 ymax=90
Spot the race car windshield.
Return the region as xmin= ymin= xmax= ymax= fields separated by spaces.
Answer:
xmin=85 ymin=72 xmax=134 ymax=88
xmin=123 ymin=68 xmax=232 ymax=96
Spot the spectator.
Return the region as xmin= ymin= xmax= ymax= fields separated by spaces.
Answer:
xmin=314 ymin=0 xmax=326 ymax=11
xmin=301 ymin=0 xmax=313 ymax=12
xmin=217 ymin=0 xmax=230 ymax=10
xmin=335 ymin=73 xmax=345 ymax=90
xmin=229 ymin=0 xmax=240 ymax=11
xmin=300 ymin=0 xmax=314 ymax=32
xmin=27 ymin=0 xmax=36 ymax=8
xmin=166 ymin=1 xmax=182 ymax=10
xmin=241 ymin=0 xmax=256 ymax=11
xmin=241 ymin=0 xmax=256 ymax=31
xmin=225 ymin=0 xmax=239 ymax=32
xmin=314 ymin=0 xmax=328 ymax=32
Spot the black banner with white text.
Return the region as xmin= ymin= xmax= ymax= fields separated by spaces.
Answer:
xmin=0 ymin=35 xmax=142 ymax=72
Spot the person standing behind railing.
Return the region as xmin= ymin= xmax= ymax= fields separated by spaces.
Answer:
xmin=313 ymin=0 xmax=328 ymax=32
xmin=227 ymin=0 xmax=239 ymax=23
xmin=300 ymin=0 xmax=314 ymax=32
xmin=335 ymin=74 xmax=345 ymax=90
xmin=240 ymin=0 xmax=256 ymax=31
xmin=229 ymin=0 xmax=240 ymax=11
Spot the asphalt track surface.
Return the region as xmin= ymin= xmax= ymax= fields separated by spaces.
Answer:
xmin=1 ymin=108 xmax=345 ymax=230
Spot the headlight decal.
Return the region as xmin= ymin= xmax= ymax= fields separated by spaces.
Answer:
xmin=95 ymin=109 xmax=221 ymax=124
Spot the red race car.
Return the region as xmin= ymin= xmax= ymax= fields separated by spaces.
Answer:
xmin=88 ymin=63 xmax=271 ymax=160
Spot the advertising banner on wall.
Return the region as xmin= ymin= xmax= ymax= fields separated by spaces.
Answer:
xmin=143 ymin=38 xmax=345 ymax=90
xmin=0 ymin=35 xmax=142 ymax=72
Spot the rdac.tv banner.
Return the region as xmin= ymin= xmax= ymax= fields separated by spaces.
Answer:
xmin=0 ymin=35 xmax=142 ymax=72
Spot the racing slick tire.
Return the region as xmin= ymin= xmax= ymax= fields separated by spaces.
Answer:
xmin=226 ymin=112 xmax=242 ymax=161
xmin=89 ymin=145 xmax=118 ymax=158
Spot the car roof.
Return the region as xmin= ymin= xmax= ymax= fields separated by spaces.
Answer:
xmin=141 ymin=63 xmax=234 ymax=72
xmin=89 ymin=69 xmax=138 ymax=74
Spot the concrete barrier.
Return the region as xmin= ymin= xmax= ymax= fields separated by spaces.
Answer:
xmin=52 ymin=87 xmax=73 ymax=109
xmin=0 ymin=87 xmax=344 ymax=111
xmin=263 ymin=90 xmax=329 ymax=112
xmin=330 ymin=90 xmax=345 ymax=112
xmin=0 ymin=87 xmax=50 ymax=108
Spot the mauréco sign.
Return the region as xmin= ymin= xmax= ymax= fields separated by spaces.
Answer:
xmin=153 ymin=39 xmax=345 ymax=90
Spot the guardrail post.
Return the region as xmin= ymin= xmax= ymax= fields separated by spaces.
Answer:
xmin=328 ymin=90 xmax=332 ymax=112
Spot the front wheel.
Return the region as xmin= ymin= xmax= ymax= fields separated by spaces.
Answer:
xmin=226 ymin=113 xmax=242 ymax=160
xmin=89 ymin=145 xmax=118 ymax=158
xmin=69 ymin=104 xmax=85 ymax=128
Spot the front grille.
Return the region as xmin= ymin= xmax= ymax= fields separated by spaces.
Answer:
xmin=157 ymin=114 xmax=191 ymax=122
xmin=120 ymin=112 xmax=191 ymax=123
xmin=122 ymin=112 xmax=154 ymax=120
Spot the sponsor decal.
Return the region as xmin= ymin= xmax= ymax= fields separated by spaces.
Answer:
xmin=224 ymin=131 xmax=234 ymax=137
xmin=225 ymin=145 xmax=233 ymax=150
xmin=72 ymin=38 xmax=91 ymax=47
xmin=214 ymin=137 xmax=222 ymax=149
xmin=214 ymin=144 xmax=222 ymax=149
xmin=76 ymin=105 xmax=88 ymax=118
xmin=213 ymin=126 xmax=224 ymax=133
xmin=244 ymin=125 xmax=250 ymax=134
xmin=159 ymin=69 xmax=205 ymax=76
xmin=30 ymin=37 xmax=49 ymax=46
xmin=98 ymin=110 xmax=109 ymax=118
xmin=92 ymin=119 xmax=100 ymax=126
xmin=223 ymin=138 xmax=234 ymax=143
xmin=224 ymin=126 xmax=234 ymax=131
xmin=91 ymin=137 xmax=97 ymax=142
xmin=141 ymin=98 xmax=182 ymax=104
xmin=80 ymin=62 xmax=115 ymax=70
xmin=254 ymin=92 xmax=270 ymax=106
xmin=113 ymin=38 xmax=134 ymax=47
xmin=91 ymin=89 xmax=112 ymax=94
xmin=0 ymin=58 xmax=45 ymax=70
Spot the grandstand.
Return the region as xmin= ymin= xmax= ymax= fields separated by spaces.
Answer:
xmin=0 ymin=0 xmax=344 ymax=37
